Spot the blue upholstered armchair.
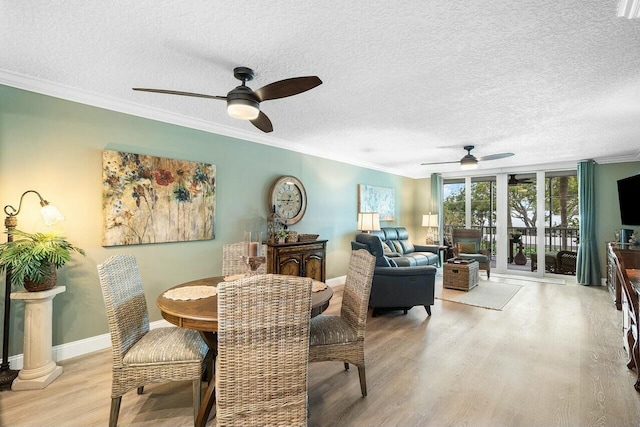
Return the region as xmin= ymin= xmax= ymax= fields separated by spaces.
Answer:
xmin=351 ymin=233 xmax=436 ymax=316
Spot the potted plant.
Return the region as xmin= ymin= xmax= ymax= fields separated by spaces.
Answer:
xmin=0 ymin=229 xmax=85 ymax=292
xmin=275 ymin=229 xmax=288 ymax=244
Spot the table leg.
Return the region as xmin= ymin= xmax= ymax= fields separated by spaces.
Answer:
xmin=196 ymin=331 xmax=217 ymax=427
xmin=438 ymin=247 xmax=446 ymax=267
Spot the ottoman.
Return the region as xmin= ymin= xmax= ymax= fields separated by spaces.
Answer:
xmin=443 ymin=258 xmax=479 ymax=291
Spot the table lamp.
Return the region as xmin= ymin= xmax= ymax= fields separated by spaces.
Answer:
xmin=422 ymin=213 xmax=439 ymax=244
xmin=357 ymin=212 xmax=380 ymax=233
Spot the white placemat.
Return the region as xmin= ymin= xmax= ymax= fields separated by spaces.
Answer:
xmin=312 ymin=280 xmax=327 ymax=292
xmin=163 ymin=285 xmax=217 ymax=301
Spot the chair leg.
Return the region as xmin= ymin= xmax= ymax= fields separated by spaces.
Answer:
xmin=344 ymin=362 xmax=349 ymax=371
xmin=424 ymin=305 xmax=431 ymax=316
xmin=192 ymin=378 xmax=202 ymax=424
xmin=357 ymin=365 xmax=367 ymax=397
xmin=202 ymin=351 xmax=214 ymax=384
xmin=109 ymin=397 xmax=122 ymax=427
xmin=137 ymin=386 xmax=144 ymax=395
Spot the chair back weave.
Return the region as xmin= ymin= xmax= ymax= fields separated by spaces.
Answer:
xmin=97 ymin=254 xmax=150 ymax=368
xmin=216 ymin=273 xmax=312 ymax=426
xmin=340 ymin=249 xmax=376 ymax=340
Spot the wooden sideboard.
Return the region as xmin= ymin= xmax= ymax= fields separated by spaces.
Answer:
xmin=266 ymin=240 xmax=327 ymax=282
xmin=609 ymin=243 xmax=640 ymax=392
xmin=607 ymin=242 xmax=640 ymax=310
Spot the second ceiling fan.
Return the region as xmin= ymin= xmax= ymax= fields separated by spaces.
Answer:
xmin=421 ymin=145 xmax=514 ymax=169
xmin=133 ymin=67 xmax=322 ymax=133
xmin=508 ymin=174 xmax=534 ymax=186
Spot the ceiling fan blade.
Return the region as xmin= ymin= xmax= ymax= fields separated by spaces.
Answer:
xmin=420 ymin=160 xmax=462 ymax=166
xmin=254 ymin=76 xmax=322 ymax=102
xmin=478 ymin=152 xmax=514 ymax=161
xmin=132 ymin=88 xmax=226 ymax=100
xmin=250 ymin=111 xmax=273 ymax=133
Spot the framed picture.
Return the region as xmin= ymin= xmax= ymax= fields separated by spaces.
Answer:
xmin=102 ymin=149 xmax=216 ymax=246
xmin=358 ymin=184 xmax=395 ymax=221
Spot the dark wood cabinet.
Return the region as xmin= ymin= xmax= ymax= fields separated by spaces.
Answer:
xmin=607 ymin=242 xmax=640 ymax=310
xmin=266 ymin=240 xmax=327 ymax=282
xmin=608 ymin=243 xmax=640 ymax=392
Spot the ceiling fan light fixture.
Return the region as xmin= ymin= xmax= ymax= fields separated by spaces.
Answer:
xmin=460 ymin=155 xmax=478 ymax=170
xmin=227 ymin=98 xmax=260 ymax=120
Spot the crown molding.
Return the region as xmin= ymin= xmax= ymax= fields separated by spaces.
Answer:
xmin=0 ymin=69 xmax=402 ymax=176
xmin=1 ymin=69 xmax=637 ymax=181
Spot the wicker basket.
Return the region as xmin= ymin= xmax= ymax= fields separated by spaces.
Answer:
xmin=443 ymin=260 xmax=479 ymax=291
xmin=298 ymin=233 xmax=319 ymax=242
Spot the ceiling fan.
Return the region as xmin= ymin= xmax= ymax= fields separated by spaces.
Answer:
xmin=420 ymin=145 xmax=514 ymax=169
xmin=508 ymin=174 xmax=534 ymax=186
xmin=132 ymin=67 xmax=322 ymax=133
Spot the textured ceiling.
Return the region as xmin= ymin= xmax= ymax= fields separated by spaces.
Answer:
xmin=2 ymin=1 xmax=640 ymax=178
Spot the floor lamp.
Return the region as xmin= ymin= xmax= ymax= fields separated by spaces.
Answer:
xmin=0 ymin=190 xmax=63 ymax=391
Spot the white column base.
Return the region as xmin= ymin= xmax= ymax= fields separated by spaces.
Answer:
xmin=10 ymin=286 xmax=66 ymax=391
xmin=12 ymin=365 xmax=63 ymax=390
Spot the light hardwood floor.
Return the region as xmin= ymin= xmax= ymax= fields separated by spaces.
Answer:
xmin=2 ymin=273 xmax=639 ymax=426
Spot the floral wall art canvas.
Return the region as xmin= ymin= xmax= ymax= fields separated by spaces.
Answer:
xmin=358 ymin=184 xmax=395 ymax=221
xmin=102 ymin=150 xmax=216 ymax=246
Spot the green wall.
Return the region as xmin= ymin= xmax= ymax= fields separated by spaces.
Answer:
xmin=3 ymin=81 xmax=635 ymax=359
xmin=595 ymin=162 xmax=640 ymax=275
xmin=0 ymin=84 xmax=422 ymax=356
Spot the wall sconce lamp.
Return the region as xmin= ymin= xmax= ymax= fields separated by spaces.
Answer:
xmin=357 ymin=212 xmax=380 ymax=233
xmin=1 ymin=190 xmax=64 ymax=391
xmin=422 ymin=212 xmax=439 ymax=244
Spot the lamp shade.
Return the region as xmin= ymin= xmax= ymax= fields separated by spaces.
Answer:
xmin=422 ymin=213 xmax=438 ymax=227
xmin=460 ymin=155 xmax=478 ymax=170
xmin=227 ymin=99 xmax=260 ymax=120
xmin=357 ymin=212 xmax=380 ymax=232
xmin=41 ymin=204 xmax=64 ymax=226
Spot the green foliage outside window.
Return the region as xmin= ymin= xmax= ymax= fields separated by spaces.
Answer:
xmin=443 ymin=175 xmax=579 ymax=230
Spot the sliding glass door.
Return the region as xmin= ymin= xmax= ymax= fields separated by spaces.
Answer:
xmin=507 ymin=174 xmax=537 ymax=272
xmin=443 ymin=170 xmax=578 ymax=277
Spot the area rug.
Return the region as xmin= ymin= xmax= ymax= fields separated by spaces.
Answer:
xmin=435 ymin=277 xmax=523 ymax=311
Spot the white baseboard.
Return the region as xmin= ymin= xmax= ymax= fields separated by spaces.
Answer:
xmin=6 ymin=275 xmax=347 ymax=369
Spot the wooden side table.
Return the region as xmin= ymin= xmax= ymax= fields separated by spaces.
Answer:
xmin=10 ymin=286 xmax=65 ymax=390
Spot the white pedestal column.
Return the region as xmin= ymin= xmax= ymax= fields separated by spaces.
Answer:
xmin=10 ymin=286 xmax=66 ymax=391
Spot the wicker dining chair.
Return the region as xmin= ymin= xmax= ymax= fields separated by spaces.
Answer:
xmin=221 ymin=242 xmax=268 ymax=275
xmin=308 ymin=249 xmax=376 ymax=397
xmin=97 ymin=254 xmax=209 ymax=427
xmin=216 ymin=273 xmax=313 ymax=426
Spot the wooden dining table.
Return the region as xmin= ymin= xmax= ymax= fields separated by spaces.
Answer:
xmin=156 ymin=275 xmax=333 ymax=427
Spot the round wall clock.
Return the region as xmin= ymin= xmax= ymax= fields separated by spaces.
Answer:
xmin=268 ymin=175 xmax=307 ymax=225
